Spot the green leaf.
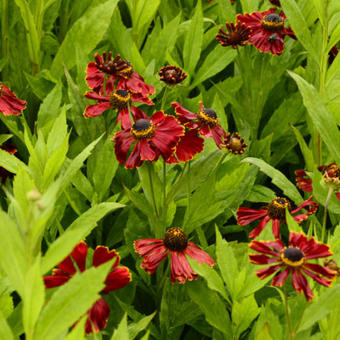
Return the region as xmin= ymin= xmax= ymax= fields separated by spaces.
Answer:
xmin=0 ymin=311 xmax=14 ymax=340
xmin=23 ymin=256 xmax=45 ymax=336
xmin=50 ymin=0 xmax=119 ymax=77
xmin=37 ymin=84 xmax=62 ymax=130
xmin=242 ymin=157 xmax=303 ymax=204
xmin=111 ymin=313 xmax=129 ymax=340
xmin=187 ymin=280 xmax=232 ymax=335
xmin=183 ymin=0 xmax=203 ymax=75
xmin=64 ymin=316 xmax=86 ymax=340
xmin=327 ymin=22 xmax=340 ymax=52
xmin=215 ymin=226 xmax=238 ymax=298
xmin=41 ymin=202 xmax=124 ymax=274
xmin=288 ymin=71 xmax=340 ymax=164
xmin=280 ymin=0 xmax=319 ymax=63
xmin=128 ymin=312 xmax=156 ymax=339
xmin=0 ymin=212 xmax=26 ymax=297
xmin=0 ymin=148 xmax=29 ymax=174
xmin=291 ymin=125 xmax=315 ymax=170
xmin=286 ymin=209 xmax=301 ymax=233
xmin=299 ymin=284 xmax=340 ymax=331
xmin=247 ymin=185 xmax=276 ymax=203
xmin=0 ymin=134 xmax=13 ymax=145
xmin=190 ymin=46 xmax=236 ymax=88
xmin=188 ymin=258 xmax=229 ymax=302
xmin=232 ymin=295 xmax=260 ymax=338
xmin=35 ymin=261 xmax=113 ymax=340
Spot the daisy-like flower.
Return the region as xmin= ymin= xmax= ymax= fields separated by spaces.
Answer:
xmin=237 ymin=196 xmax=318 ymax=239
xmin=224 ymin=132 xmax=247 ymax=154
xmin=166 ymin=130 xmax=204 ymax=164
xmin=171 ymin=102 xmax=227 ymax=149
xmin=295 ymin=164 xmax=340 ymax=202
xmin=0 ymin=144 xmax=17 ymax=183
xmin=134 ymin=227 xmax=215 ymax=283
xmin=216 ymin=22 xmax=251 ymax=48
xmin=84 ymin=88 xmax=153 ymax=129
xmin=44 ymin=242 xmax=131 ymax=334
xmin=0 ymin=84 xmax=26 ymax=116
xmin=249 ymin=232 xmax=337 ymax=301
xmin=237 ymin=9 xmax=295 ymax=55
xmin=86 ymin=52 xmax=155 ymax=96
xmin=158 ymin=65 xmax=187 ymax=85
xmin=113 ymin=110 xmax=184 ymax=169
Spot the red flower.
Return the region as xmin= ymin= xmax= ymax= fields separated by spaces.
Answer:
xmin=158 ymin=65 xmax=187 ymax=85
xmin=237 ymin=196 xmax=318 ymax=239
xmin=223 ymin=132 xmax=247 ymax=154
xmin=166 ymin=130 xmax=204 ymax=164
xmin=113 ymin=110 xmax=184 ymax=169
xmin=0 ymin=84 xmax=26 ymax=116
xmin=0 ymin=144 xmax=17 ymax=183
xmin=237 ymin=9 xmax=294 ymax=55
xmin=44 ymin=242 xmax=131 ymax=334
xmin=84 ymin=88 xmax=153 ymax=129
xmin=86 ymin=52 xmax=155 ymax=96
xmin=295 ymin=165 xmax=340 ymax=202
xmin=134 ymin=227 xmax=215 ymax=283
xmin=249 ymin=232 xmax=337 ymax=301
xmin=171 ymin=102 xmax=227 ymax=149
xmin=216 ymin=22 xmax=251 ymax=48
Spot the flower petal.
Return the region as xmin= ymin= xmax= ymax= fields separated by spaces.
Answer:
xmin=170 ymin=251 xmax=197 ymax=283
xmin=249 ymin=215 xmax=271 ymax=239
xmin=236 ymin=207 xmax=268 ymax=225
xmin=272 ymin=267 xmax=290 ymax=287
xmin=93 ymin=246 xmax=119 ymax=267
xmin=185 ymin=242 xmax=215 ymax=266
xmin=85 ymin=298 xmax=110 ymax=334
xmin=102 ymin=266 xmax=131 ymax=294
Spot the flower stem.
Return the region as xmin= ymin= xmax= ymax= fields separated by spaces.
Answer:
xmin=165 ymin=162 xmax=188 ymax=205
xmin=162 ymin=159 xmax=167 ymax=225
xmin=283 ymin=286 xmax=294 ymax=340
xmin=322 ymin=187 xmax=334 ymax=242
xmin=186 ymin=161 xmax=191 ymax=216
xmin=161 ymin=86 xmax=169 ymax=111
xmin=292 ymin=301 xmax=307 ymax=337
xmin=147 ymin=162 xmax=159 ymax=218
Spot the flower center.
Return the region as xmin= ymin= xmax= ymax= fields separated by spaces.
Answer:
xmin=228 ymin=31 xmax=242 ymax=44
xmin=130 ymin=119 xmax=155 ymax=140
xmin=95 ymin=53 xmax=130 ymax=76
xmin=267 ymin=197 xmax=291 ymax=220
xmin=110 ymin=90 xmax=131 ymax=110
xmin=118 ymin=62 xmax=134 ymax=78
xmin=197 ymin=108 xmax=218 ymax=126
xmin=261 ymin=13 xmax=284 ymax=32
xmin=281 ymin=247 xmax=304 ymax=267
xmin=163 ymin=227 xmax=188 ymax=252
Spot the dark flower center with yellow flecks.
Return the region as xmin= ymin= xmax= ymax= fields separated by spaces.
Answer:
xmin=119 ymin=62 xmax=134 ymax=78
xmin=130 ymin=119 xmax=155 ymax=140
xmin=197 ymin=108 xmax=218 ymax=126
xmin=163 ymin=227 xmax=188 ymax=252
xmin=267 ymin=197 xmax=291 ymax=220
xmin=111 ymin=90 xmax=131 ymax=110
xmin=281 ymin=247 xmax=304 ymax=267
xmin=224 ymin=132 xmax=247 ymax=155
xmin=261 ymin=13 xmax=284 ymax=32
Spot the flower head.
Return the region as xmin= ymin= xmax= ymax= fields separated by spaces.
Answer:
xmin=216 ymin=22 xmax=251 ymax=48
xmin=237 ymin=196 xmax=318 ymax=239
xmin=171 ymin=102 xmax=227 ymax=149
xmin=237 ymin=9 xmax=295 ymax=55
xmin=86 ymin=52 xmax=155 ymax=96
xmin=249 ymin=232 xmax=337 ymax=301
xmin=224 ymin=132 xmax=247 ymax=154
xmin=295 ymin=170 xmax=313 ymax=192
xmin=0 ymin=143 xmax=17 ymax=183
xmin=158 ymin=65 xmax=187 ymax=85
xmin=134 ymin=227 xmax=215 ymax=283
xmin=0 ymin=84 xmax=26 ymax=116
xmin=113 ymin=110 xmax=184 ymax=168
xmin=84 ymin=87 xmax=153 ymax=129
xmin=44 ymin=242 xmax=131 ymax=334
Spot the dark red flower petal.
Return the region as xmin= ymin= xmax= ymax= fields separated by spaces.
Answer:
xmin=272 ymin=267 xmax=290 ymax=286
xmin=170 ymin=251 xmax=197 ymax=283
xmin=249 ymin=215 xmax=271 ymax=239
xmin=236 ymin=207 xmax=268 ymax=225
xmin=93 ymin=246 xmax=120 ymax=268
xmin=249 ymin=239 xmax=284 ymax=256
xmin=292 ymin=270 xmax=314 ymax=301
xmin=0 ymin=84 xmax=26 ymax=116
xmin=185 ymin=242 xmax=215 ymax=266
xmin=171 ymin=102 xmax=198 ymax=124
xmin=43 ymin=273 xmax=70 ymax=288
xmin=85 ymin=298 xmax=110 ymax=334
xmin=102 ymin=266 xmax=131 ymax=294
xmin=58 ymin=242 xmax=88 ymax=274
xmin=255 ymin=264 xmax=282 ymax=279
xmin=249 ymin=254 xmax=280 ymax=265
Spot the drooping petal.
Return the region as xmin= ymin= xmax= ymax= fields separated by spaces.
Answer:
xmin=185 ymin=242 xmax=215 ymax=266
xmin=249 ymin=215 xmax=271 ymax=239
xmin=272 ymin=218 xmax=281 ymax=239
xmin=236 ymin=207 xmax=268 ymax=225
xmin=249 ymin=254 xmax=280 ymax=265
xmin=58 ymin=242 xmax=88 ymax=274
xmin=292 ymin=270 xmax=314 ymax=301
xmin=249 ymin=239 xmax=283 ymax=257
xmin=255 ymin=264 xmax=282 ymax=279
xmin=113 ymin=130 xmax=135 ymax=165
xmin=84 ymin=102 xmax=112 ymax=118
xmin=211 ymin=125 xmax=227 ymax=149
xmin=272 ymin=267 xmax=290 ymax=287
xmin=0 ymin=84 xmax=26 ymax=116
xmin=125 ymin=141 xmax=143 ymax=169
xmin=93 ymin=246 xmax=120 ymax=268
xmin=170 ymin=251 xmax=197 ymax=283
xmin=85 ymin=298 xmax=110 ymax=334
xmin=102 ymin=266 xmax=131 ymax=294
xmin=43 ymin=273 xmax=70 ymax=288
xmin=171 ymin=102 xmax=198 ymax=123
xmin=139 ymin=139 xmax=156 ymax=161
xmin=301 ymin=268 xmax=334 ymax=287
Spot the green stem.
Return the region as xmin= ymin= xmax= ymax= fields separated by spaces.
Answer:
xmin=162 ymin=159 xmax=167 ymax=225
xmin=186 ymin=161 xmax=191 ymax=217
xmin=1 ymin=0 xmax=9 ymax=79
xmin=196 ymin=226 xmax=208 ymax=248
xmin=165 ymin=162 xmax=188 ymax=205
xmin=284 ymin=286 xmax=294 ymax=340
xmin=292 ymin=301 xmax=307 ymax=337
xmin=147 ymin=162 xmax=159 ymax=218
xmin=321 ymin=187 xmax=334 ymax=242
xmin=161 ymin=86 xmax=169 ymax=110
